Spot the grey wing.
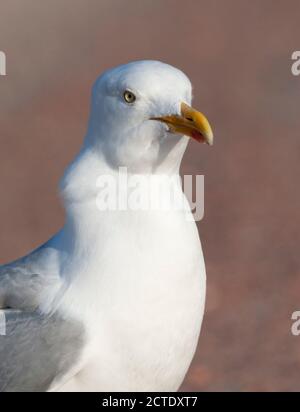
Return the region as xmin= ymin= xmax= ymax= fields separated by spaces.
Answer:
xmin=0 ymin=244 xmax=62 ymax=310
xmin=0 ymin=244 xmax=86 ymax=392
xmin=0 ymin=310 xmax=85 ymax=392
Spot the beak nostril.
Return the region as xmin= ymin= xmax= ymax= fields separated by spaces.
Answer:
xmin=186 ymin=117 xmax=193 ymax=122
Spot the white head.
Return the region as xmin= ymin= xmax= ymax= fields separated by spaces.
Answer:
xmin=85 ymin=60 xmax=213 ymax=174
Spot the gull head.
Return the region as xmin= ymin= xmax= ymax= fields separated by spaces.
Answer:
xmin=86 ymin=60 xmax=213 ymax=173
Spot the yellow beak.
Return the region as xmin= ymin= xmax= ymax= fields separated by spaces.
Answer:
xmin=151 ymin=102 xmax=213 ymax=145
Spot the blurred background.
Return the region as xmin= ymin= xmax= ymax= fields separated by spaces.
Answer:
xmin=0 ymin=0 xmax=300 ymax=391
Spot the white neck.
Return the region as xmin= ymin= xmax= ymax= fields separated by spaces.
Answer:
xmin=52 ymin=137 xmax=189 ymax=280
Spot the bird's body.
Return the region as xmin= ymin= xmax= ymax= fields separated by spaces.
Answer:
xmin=0 ymin=60 xmax=212 ymax=391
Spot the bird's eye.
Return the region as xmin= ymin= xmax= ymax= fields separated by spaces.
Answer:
xmin=123 ymin=90 xmax=136 ymax=104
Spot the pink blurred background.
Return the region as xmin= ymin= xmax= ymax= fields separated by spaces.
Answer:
xmin=1 ymin=0 xmax=300 ymax=391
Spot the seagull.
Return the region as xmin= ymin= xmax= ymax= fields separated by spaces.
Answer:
xmin=0 ymin=60 xmax=213 ymax=392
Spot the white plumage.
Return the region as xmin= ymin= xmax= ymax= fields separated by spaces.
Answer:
xmin=0 ymin=60 xmax=212 ymax=392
